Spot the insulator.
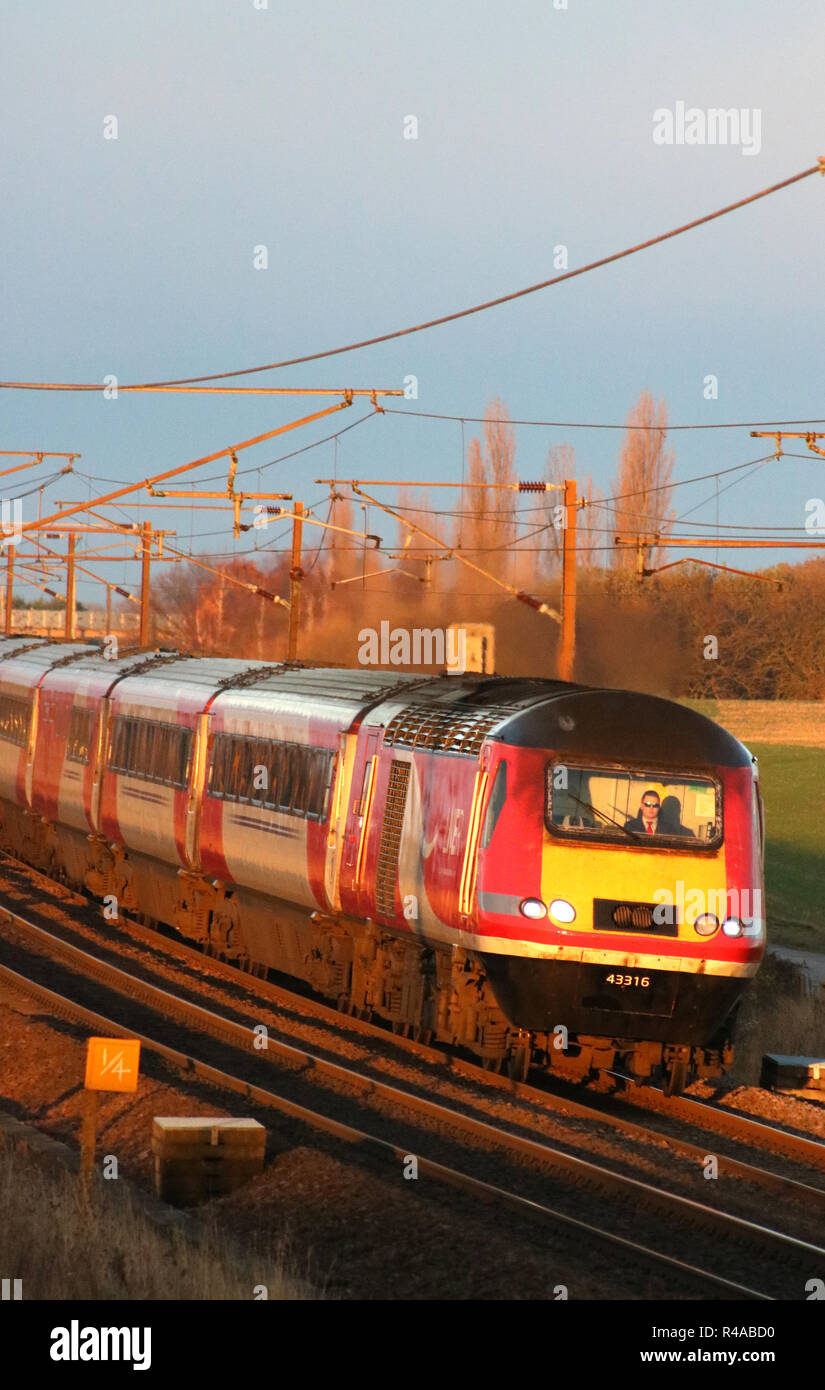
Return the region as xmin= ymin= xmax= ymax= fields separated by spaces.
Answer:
xmin=517 ymin=480 xmax=548 ymax=492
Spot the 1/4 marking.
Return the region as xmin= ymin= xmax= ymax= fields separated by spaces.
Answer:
xmin=99 ymin=1048 xmax=131 ymax=1080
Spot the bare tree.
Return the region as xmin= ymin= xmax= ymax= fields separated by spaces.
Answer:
xmin=459 ymin=435 xmax=488 ymax=559
xmin=458 ymin=399 xmax=518 ymax=583
xmin=538 ymin=445 xmax=604 ymax=572
xmin=610 ymin=391 xmax=674 ymax=572
xmin=578 ymin=476 xmax=607 ymax=569
xmin=483 ymin=398 xmax=517 ymax=554
xmin=153 ymin=564 xmax=211 ymax=651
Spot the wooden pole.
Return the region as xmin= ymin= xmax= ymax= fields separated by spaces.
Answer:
xmin=65 ymin=535 xmax=76 ymax=639
xmin=558 ymin=478 xmax=577 ymax=681
xmin=4 ymin=547 xmax=13 ymax=636
xmin=139 ymin=521 xmax=151 ymax=647
xmin=80 ymin=1089 xmax=99 ymax=1190
xmin=287 ymin=502 xmax=304 ymax=660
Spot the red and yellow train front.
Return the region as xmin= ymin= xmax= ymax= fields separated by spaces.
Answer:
xmin=474 ymin=707 xmax=764 ymax=1074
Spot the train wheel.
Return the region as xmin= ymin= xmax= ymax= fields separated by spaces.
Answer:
xmin=664 ymin=1058 xmax=688 ymax=1097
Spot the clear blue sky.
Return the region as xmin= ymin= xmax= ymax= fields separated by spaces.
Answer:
xmin=2 ymin=0 xmax=824 ymax=604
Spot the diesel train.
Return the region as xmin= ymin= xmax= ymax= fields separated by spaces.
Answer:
xmin=0 ymin=637 xmax=765 ymax=1094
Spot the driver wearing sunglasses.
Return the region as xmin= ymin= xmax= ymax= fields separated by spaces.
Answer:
xmin=625 ymin=790 xmax=661 ymax=835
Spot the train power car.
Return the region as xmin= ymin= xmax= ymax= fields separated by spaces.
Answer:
xmin=0 ymin=638 xmax=765 ymax=1094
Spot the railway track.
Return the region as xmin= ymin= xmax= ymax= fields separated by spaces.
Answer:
xmin=77 ymin=924 xmax=825 ymax=1200
xmin=0 ymin=939 xmax=761 ymax=1302
xmin=605 ymin=1074 xmax=825 ymax=1171
xmin=1 ymin=890 xmax=825 ymax=1299
xmin=2 ymin=848 xmax=823 ymax=1191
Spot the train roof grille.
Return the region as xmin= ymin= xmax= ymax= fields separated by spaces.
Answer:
xmin=383 ymin=703 xmax=516 ymax=755
xmin=234 ymin=666 xmax=426 ymax=703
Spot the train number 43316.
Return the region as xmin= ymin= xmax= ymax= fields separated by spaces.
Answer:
xmin=604 ymin=973 xmax=651 ymax=987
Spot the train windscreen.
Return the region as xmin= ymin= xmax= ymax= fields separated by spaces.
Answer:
xmin=546 ymin=764 xmax=721 ymax=848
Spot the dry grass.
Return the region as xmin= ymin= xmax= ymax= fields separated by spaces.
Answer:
xmin=683 ymin=700 xmax=825 ymax=747
xmin=730 ymin=952 xmax=825 ymax=1085
xmin=0 ymin=1146 xmax=316 ymax=1300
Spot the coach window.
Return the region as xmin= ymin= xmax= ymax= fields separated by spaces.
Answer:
xmin=66 ymin=707 xmax=95 ymax=764
xmin=306 ymin=748 xmax=334 ymax=819
xmin=249 ymin=737 xmax=276 ymax=807
xmin=208 ymin=734 xmax=334 ymax=819
xmin=0 ymin=694 xmax=32 ymax=747
xmin=480 ymin=761 xmax=507 ymax=848
xmin=288 ymin=750 xmax=308 ymax=811
xmin=232 ymin=738 xmax=244 ymax=799
xmin=285 ymin=744 xmax=306 ymax=812
xmin=207 ymin=734 xmax=222 ymax=795
xmin=109 ymin=716 xmax=192 ymax=790
xmin=265 ymin=745 xmax=284 ymax=811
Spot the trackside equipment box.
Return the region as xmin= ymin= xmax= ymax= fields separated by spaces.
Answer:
xmin=152 ymin=1117 xmax=266 ymax=1205
xmin=761 ymin=1054 xmax=825 ymax=1093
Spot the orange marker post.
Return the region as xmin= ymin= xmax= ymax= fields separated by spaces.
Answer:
xmin=81 ymin=1038 xmax=141 ymax=1188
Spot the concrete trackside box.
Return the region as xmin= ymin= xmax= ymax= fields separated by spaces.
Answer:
xmin=152 ymin=1117 xmax=266 ymax=1205
xmin=761 ymin=1054 xmax=825 ymax=1093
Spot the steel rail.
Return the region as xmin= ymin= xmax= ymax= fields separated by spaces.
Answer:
xmin=0 ymin=951 xmax=768 ymax=1302
xmin=611 ymin=1077 xmax=825 ymax=1171
xmin=2 ymin=905 xmax=824 ymax=1297
xmin=1 ymin=847 xmax=823 ymax=1200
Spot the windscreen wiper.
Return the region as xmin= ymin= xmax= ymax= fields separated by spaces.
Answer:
xmin=565 ymin=790 xmax=640 ymax=842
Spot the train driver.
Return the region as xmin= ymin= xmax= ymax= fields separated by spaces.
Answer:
xmin=625 ymin=789 xmax=661 ymax=835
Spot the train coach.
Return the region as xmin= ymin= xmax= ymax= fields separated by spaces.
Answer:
xmin=0 ymin=637 xmax=765 ymax=1094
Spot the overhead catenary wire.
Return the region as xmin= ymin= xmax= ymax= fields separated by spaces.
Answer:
xmin=770 ymin=450 xmax=825 ymax=462
xmin=72 ymin=412 xmax=377 ymax=491
xmin=20 ymin=419 xmax=815 ymax=608
xmin=160 ymin=542 xmax=290 ymax=608
xmin=24 ymin=431 xmax=825 ymax=584
xmin=385 ymin=408 xmax=825 ymax=432
xmin=674 ymin=459 xmax=775 ymax=526
xmin=48 ymin=452 xmax=810 ymax=580
xmin=594 ymin=453 xmax=777 ymax=508
xmin=589 ymin=455 xmax=778 ymax=533
xmin=1 ymin=162 xmax=821 ymax=392
xmin=17 ymin=400 xmax=357 ymax=538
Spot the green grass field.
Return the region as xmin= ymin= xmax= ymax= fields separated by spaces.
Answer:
xmin=682 ymin=701 xmax=824 ymax=951
xmin=749 ymin=742 xmax=825 ymax=951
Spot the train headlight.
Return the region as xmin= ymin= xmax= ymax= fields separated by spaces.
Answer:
xmin=693 ymin=913 xmax=719 ymax=936
xmin=721 ymin=916 xmax=744 ymax=938
xmin=519 ymin=898 xmax=547 ymax=920
xmin=548 ymin=898 xmax=576 ymax=924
